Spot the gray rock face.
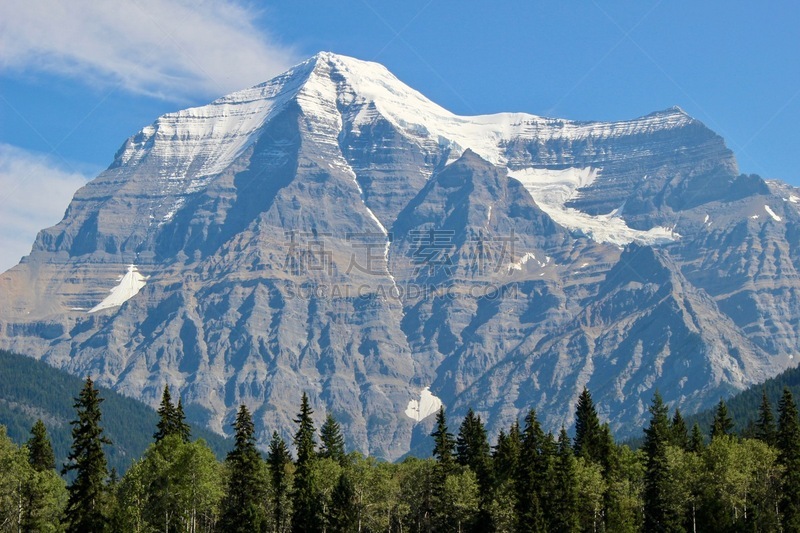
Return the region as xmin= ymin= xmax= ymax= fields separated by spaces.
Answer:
xmin=1 ymin=52 xmax=799 ymax=456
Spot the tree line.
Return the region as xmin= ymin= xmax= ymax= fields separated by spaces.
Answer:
xmin=2 ymin=378 xmax=800 ymax=532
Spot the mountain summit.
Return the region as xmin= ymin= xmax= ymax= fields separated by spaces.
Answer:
xmin=1 ymin=53 xmax=798 ymax=459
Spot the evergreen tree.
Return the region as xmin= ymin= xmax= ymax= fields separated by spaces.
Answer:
xmin=755 ymin=389 xmax=777 ymax=446
xmin=267 ymin=431 xmax=293 ymax=533
xmin=220 ymin=404 xmax=268 ymax=532
xmin=292 ymin=392 xmax=321 ymax=533
xmin=329 ymin=473 xmax=358 ymax=533
xmin=643 ymin=391 xmax=683 ymax=532
xmin=710 ymin=399 xmax=734 ymax=439
xmin=154 ymin=384 xmax=176 ymax=442
xmin=431 ymin=406 xmax=456 ymax=474
xmin=515 ymin=409 xmax=547 ymax=533
xmin=688 ymin=423 xmax=705 ymax=453
xmin=777 ymin=387 xmax=800 ymax=530
xmin=456 ymin=409 xmax=492 ymax=532
xmin=456 ymin=408 xmax=491 ymax=487
xmin=493 ymin=421 xmax=521 ymax=484
xmin=63 ymin=376 xmax=112 ymax=533
xmin=550 ymin=427 xmax=579 ymax=532
xmin=573 ymin=387 xmax=604 ymax=464
xmin=670 ymin=408 xmax=690 ymax=450
xmin=319 ymin=412 xmax=346 ymax=465
xmin=27 ymin=419 xmax=55 ymax=472
xmin=174 ymin=398 xmax=191 ymax=443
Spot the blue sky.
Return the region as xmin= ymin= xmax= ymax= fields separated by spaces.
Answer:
xmin=0 ymin=0 xmax=798 ymax=271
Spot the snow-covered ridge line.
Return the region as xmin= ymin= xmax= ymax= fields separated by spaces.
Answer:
xmin=114 ymin=52 xmax=696 ymax=187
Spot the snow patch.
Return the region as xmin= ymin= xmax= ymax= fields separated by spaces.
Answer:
xmin=405 ymin=387 xmax=442 ymax=422
xmin=765 ymin=205 xmax=782 ymax=222
xmin=508 ymin=252 xmax=537 ymax=272
xmin=88 ymin=265 xmax=147 ymax=313
xmin=507 ymin=167 xmax=679 ymax=246
xmin=790 ymin=195 xmax=799 ymax=204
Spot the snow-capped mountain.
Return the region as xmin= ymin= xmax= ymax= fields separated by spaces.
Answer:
xmin=1 ymin=52 xmax=798 ymax=459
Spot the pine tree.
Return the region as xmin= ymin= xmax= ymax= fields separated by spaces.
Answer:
xmin=493 ymin=420 xmax=521 ymax=484
xmin=573 ymin=387 xmax=604 ymax=464
xmin=329 ymin=473 xmax=358 ymax=533
xmin=154 ymin=384 xmax=176 ymax=442
xmin=431 ymin=406 xmax=456 ymax=473
xmin=455 ymin=408 xmax=492 ymax=531
xmin=688 ymin=423 xmax=705 ymax=453
xmin=456 ymin=408 xmax=491 ymax=486
xmin=670 ymin=408 xmax=690 ymax=450
xmin=550 ymin=426 xmax=579 ymax=532
xmin=292 ymin=392 xmax=321 ymax=533
xmin=643 ymin=391 xmax=683 ymax=532
xmin=515 ymin=409 xmax=547 ymax=533
xmin=319 ymin=412 xmax=346 ymax=464
xmin=174 ymin=398 xmax=191 ymax=443
xmin=27 ymin=419 xmax=55 ymax=472
xmin=777 ymin=387 xmax=800 ymax=530
xmin=755 ymin=389 xmax=777 ymax=446
xmin=267 ymin=431 xmax=292 ymax=533
xmin=220 ymin=404 xmax=268 ymax=532
xmin=710 ymin=399 xmax=734 ymax=439
xmin=63 ymin=376 xmax=112 ymax=533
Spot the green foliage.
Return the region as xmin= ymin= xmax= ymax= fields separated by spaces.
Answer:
xmin=7 ymin=378 xmax=800 ymax=532
xmin=431 ymin=406 xmax=456 ymax=473
xmin=292 ymin=393 xmax=321 ymax=533
xmin=684 ymin=361 xmax=800 ymax=437
xmin=643 ymin=391 xmax=683 ymax=532
xmin=515 ymin=409 xmax=548 ymax=532
xmin=0 ymin=349 xmax=229 ymax=473
xmin=267 ymin=431 xmax=293 ymax=532
xmin=115 ymin=435 xmax=223 ymax=532
xmin=28 ymin=419 xmax=56 ymax=472
xmin=711 ymin=399 xmax=735 ymax=440
xmin=777 ymin=387 xmax=800 ymax=530
xmin=220 ymin=404 xmax=268 ymax=532
xmin=63 ymin=377 xmax=111 ymax=533
xmin=319 ymin=412 xmax=346 ymax=465
xmin=669 ymin=409 xmax=689 ymax=450
xmin=550 ymin=427 xmax=579 ymax=532
xmin=573 ymin=386 xmax=605 ymax=465
xmin=0 ymin=425 xmax=67 ymax=532
xmin=756 ymin=389 xmax=777 ymax=446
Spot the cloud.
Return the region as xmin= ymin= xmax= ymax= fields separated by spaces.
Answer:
xmin=0 ymin=144 xmax=91 ymax=273
xmin=0 ymin=0 xmax=298 ymax=100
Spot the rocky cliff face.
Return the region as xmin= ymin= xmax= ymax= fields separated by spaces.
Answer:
xmin=1 ymin=52 xmax=798 ymax=458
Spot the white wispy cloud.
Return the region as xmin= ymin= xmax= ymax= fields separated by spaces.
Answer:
xmin=0 ymin=144 xmax=92 ymax=273
xmin=0 ymin=0 xmax=298 ymax=99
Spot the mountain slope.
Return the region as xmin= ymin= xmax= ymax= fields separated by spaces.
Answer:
xmin=0 ymin=349 xmax=231 ymax=473
xmin=0 ymin=52 xmax=798 ymax=458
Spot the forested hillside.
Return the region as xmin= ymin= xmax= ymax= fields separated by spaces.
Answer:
xmin=3 ymin=378 xmax=800 ymax=532
xmin=0 ymin=349 xmax=230 ymax=473
xmin=686 ymin=361 xmax=800 ymax=435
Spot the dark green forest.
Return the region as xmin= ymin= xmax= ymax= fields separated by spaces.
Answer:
xmin=3 ymin=365 xmax=800 ymax=532
xmin=0 ymin=349 xmax=231 ymax=473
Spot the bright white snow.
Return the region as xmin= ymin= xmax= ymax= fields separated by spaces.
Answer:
xmin=507 ymin=167 xmax=679 ymax=246
xmin=765 ymin=205 xmax=782 ymax=222
xmin=88 ymin=265 xmax=147 ymax=313
xmin=405 ymin=387 xmax=443 ymax=422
